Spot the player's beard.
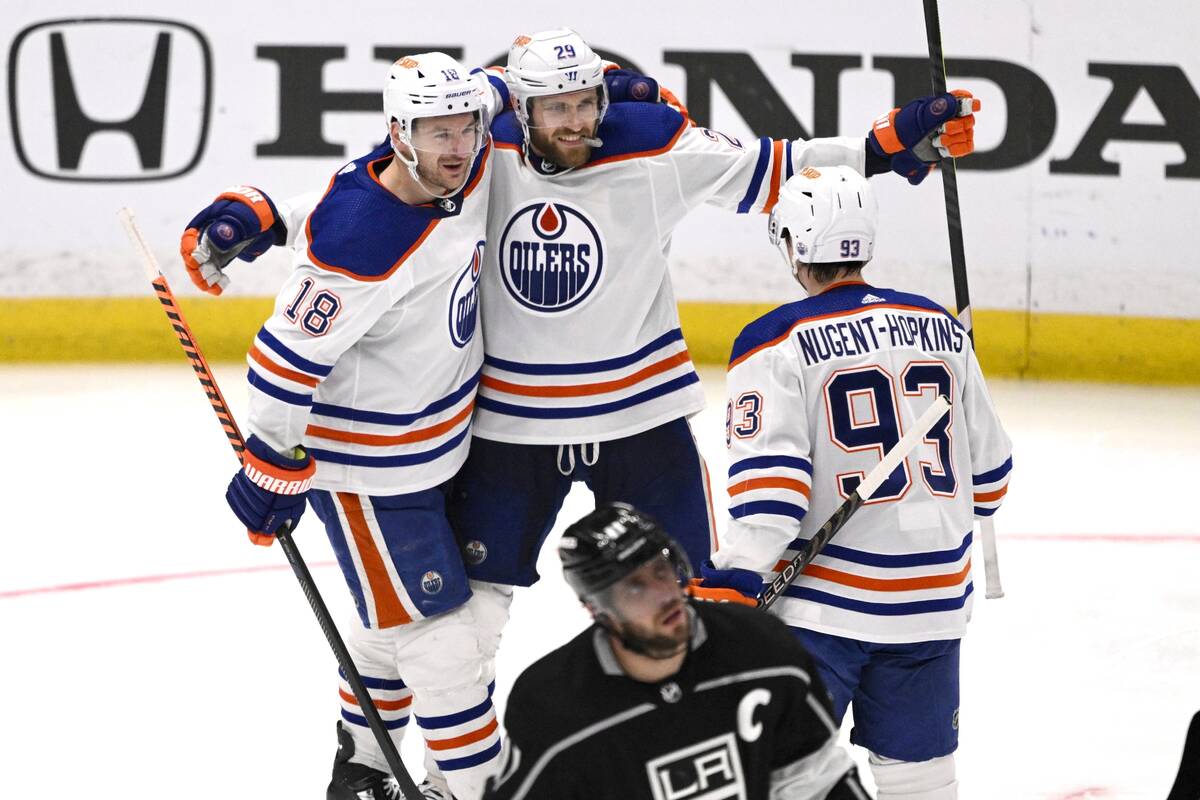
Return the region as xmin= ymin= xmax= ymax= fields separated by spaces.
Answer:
xmin=528 ymin=124 xmax=595 ymax=170
xmin=612 ymin=598 xmax=690 ymax=660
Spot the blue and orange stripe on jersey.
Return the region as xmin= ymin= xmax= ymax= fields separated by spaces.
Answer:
xmin=477 ymin=328 xmax=699 ymax=421
xmin=972 ymin=456 xmax=1013 ymax=517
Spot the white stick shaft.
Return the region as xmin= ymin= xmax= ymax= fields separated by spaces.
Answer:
xmin=980 ymin=517 xmax=1005 ymax=598
xmin=857 ymin=395 xmax=951 ymax=500
xmin=118 ymin=207 xmax=164 ymax=281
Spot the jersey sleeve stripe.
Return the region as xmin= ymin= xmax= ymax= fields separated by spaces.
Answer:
xmin=729 ymin=455 xmax=813 ymax=477
xmin=973 ymin=456 xmax=1013 ymax=485
xmin=248 ymin=344 xmax=320 ymax=388
xmin=729 ymin=476 xmax=811 ymax=498
xmin=247 ymin=368 xmax=314 ymax=407
xmin=483 ymin=328 xmax=684 ymax=375
xmin=762 ymin=139 xmax=785 ymax=213
xmin=306 ymin=400 xmax=474 ymax=446
xmin=736 ymin=137 xmax=772 ymax=214
xmin=730 ymin=500 xmax=808 ymax=522
xmin=973 ymin=485 xmax=1008 ymax=503
xmin=784 ymin=139 xmax=794 ymax=181
xmin=790 ymin=530 xmax=972 ymax=568
xmin=480 ymin=350 xmax=689 ymax=397
xmin=256 ymin=328 xmax=333 ymax=376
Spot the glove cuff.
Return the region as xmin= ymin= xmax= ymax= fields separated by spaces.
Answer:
xmin=869 ymin=108 xmax=904 ymax=156
xmin=244 ymin=434 xmax=315 ymax=489
xmin=215 ymin=186 xmax=280 ymax=235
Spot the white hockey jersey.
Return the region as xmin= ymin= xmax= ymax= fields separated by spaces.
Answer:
xmin=472 ymin=102 xmax=868 ymax=444
xmin=713 ymin=282 xmax=1013 ymax=643
xmin=245 ymin=140 xmax=491 ymax=495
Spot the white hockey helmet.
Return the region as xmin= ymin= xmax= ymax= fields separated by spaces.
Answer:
xmin=505 ymin=28 xmax=608 ymax=132
xmin=768 ymin=166 xmax=878 ymax=274
xmin=383 ymin=52 xmax=485 ymax=197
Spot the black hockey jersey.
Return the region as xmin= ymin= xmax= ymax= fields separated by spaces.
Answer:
xmin=484 ymin=602 xmax=863 ymax=800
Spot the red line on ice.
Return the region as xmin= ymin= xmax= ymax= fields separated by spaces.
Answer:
xmin=0 ymin=561 xmax=337 ymax=600
xmin=2 ymin=532 xmax=1198 ymax=600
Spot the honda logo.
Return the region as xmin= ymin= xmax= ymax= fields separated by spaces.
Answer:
xmin=8 ymin=17 xmax=212 ymax=182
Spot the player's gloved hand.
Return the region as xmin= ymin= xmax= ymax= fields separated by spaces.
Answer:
xmin=686 ymin=562 xmax=761 ymax=607
xmin=225 ymin=434 xmax=316 ymax=546
xmin=603 ymin=68 xmax=660 ymax=104
xmin=868 ymin=90 xmax=981 ymax=185
xmin=179 ymin=186 xmax=286 ymax=296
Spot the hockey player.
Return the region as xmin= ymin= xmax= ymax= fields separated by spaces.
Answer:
xmin=690 ymin=166 xmax=1013 ymax=799
xmin=211 ymin=54 xmax=501 ymax=800
xmin=451 ymin=28 xmax=982 ymax=597
xmin=483 ymin=502 xmax=871 ymax=800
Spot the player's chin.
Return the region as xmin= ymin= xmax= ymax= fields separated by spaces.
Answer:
xmin=550 ymin=135 xmax=591 ymax=167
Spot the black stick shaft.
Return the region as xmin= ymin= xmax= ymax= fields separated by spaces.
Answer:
xmin=922 ymin=0 xmax=975 ymax=340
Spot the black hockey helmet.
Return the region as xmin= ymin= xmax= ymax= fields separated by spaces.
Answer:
xmin=559 ymin=502 xmax=693 ymax=601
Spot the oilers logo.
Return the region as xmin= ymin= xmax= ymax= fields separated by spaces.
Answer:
xmin=421 ymin=571 xmax=444 ymax=595
xmin=448 ymin=241 xmax=484 ymax=348
xmin=498 ymin=200 xmax=604 ymax=313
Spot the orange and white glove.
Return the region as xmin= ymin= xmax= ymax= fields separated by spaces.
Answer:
xmin=179 ymin=186 xmax=285 ymax=295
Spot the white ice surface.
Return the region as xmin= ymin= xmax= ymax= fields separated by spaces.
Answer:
xmin=1 ymin=365 xmax=1197 ymax=798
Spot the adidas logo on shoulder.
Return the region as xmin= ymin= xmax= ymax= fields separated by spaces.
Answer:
xmin=861 ymin=293 xmax=885 ymax=304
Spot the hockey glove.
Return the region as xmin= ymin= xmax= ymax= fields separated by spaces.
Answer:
xmin=686 ymin=562 xmax=761 ymax=607
xmin=868 ymin=90 xmax=981 ymax=185
xmin=225 ymin=434 xmax=315 ymax=546
xmin=179 ymin=186 xmax=286 ymax=295
xmin=603 ymin=68 xmax=660 ymax=104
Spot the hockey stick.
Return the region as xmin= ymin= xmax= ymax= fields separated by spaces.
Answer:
xmin=758 ymin=395 xmax=952 ymax=610
xmin=118 ymin=209 xmax=423 ymax=800
xmin=920 ymin=0 xmax=1005 ymax=600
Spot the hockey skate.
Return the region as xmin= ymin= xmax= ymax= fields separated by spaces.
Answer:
xmin=327 ymin=721 xmax=402 ymax=800
xmin=326 ymin=721 xmax=457 ymax=800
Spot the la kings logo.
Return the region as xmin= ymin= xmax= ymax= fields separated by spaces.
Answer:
xmin=448 ymin=240 xmax=484 ymax=348
xmin=498 ymin=200 xmax=605 ymax=313
xmin=645 ymin=732 xmax=746 ymax=800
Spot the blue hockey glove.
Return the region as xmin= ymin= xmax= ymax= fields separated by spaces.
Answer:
xmin=226 ymin=434 xmax=315 ymax=546
xmin=179 ymin=186 xmax=286 ymax=295
xmin=868 ymin=90 xmax=981 ymax=185
xmin=603 ymin=68 xmax=660 ymax=104
xmin=686 ymin=561 xmax=761 ymax=607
